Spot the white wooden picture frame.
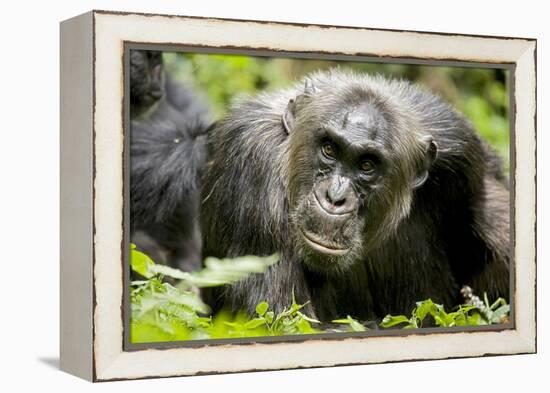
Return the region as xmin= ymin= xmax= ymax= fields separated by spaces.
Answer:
xmin=60 ymin=10 xmax=536 ymax=381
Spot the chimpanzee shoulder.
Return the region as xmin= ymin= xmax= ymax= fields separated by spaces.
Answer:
xmin=130 ymin=118 xmax=210 ymax=225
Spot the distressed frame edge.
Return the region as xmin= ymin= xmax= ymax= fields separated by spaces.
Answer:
xmin=59 ymin=11 xmax=95 ymax=381
xmin=92 ymin=9 xmax=537 ymax=42
xmin=87 ymin=11 xmax=537 ymax=381
xmin=512 ymin=40 xmax=537 ymax=354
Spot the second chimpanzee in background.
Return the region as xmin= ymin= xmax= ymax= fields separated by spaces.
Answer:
xmin=129 ymin=50 xmax=212 ymax=272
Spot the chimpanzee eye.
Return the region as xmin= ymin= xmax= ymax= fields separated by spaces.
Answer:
xmin=360 ymin=160 xmax=375 ymax=173
xmin=322 ymin=143 xmax=336 ymax=159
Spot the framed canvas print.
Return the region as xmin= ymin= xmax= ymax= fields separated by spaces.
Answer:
xmin=60 ymin=10 xmax=537 ymax=382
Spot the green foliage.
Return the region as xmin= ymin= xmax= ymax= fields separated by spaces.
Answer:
xmin=209 ymin=295 xmax=322 ymax=339
xmin=380 ymin=297 xmax=510 ymax=329
xmin=130 ymin=246 xmax=324 ymax=342
xmin=153 ymin=254 xmax=280 ymax=289
xmin=130 ymin=277 xmax=210 ymax=342
xmin=164 ymin=53 xmax=289 ymax=117
xmin=131 ymin=286 xmax=322 ymax=342
xmin=130 ymin=245 xmax=279 ymax=342
xmin=129 ymin=243 xmax=155 ymax=278
xmin=332 ymin=315 xmax=368 ymax=332
xmin=130 ymin=247 xmax=509 ymax=343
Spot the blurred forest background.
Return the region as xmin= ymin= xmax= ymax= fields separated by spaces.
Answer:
xmin=164 ymin=52 xmax=510 ymax=166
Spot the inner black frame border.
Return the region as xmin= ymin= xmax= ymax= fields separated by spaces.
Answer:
xmin=122 ymin=41 xmax=516 ymax=352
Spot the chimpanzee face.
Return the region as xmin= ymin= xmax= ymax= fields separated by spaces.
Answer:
xmin=284 ymin=82 xmax=437 ymax=273
xmin=130 ymin=50 xmax=165 ymax=117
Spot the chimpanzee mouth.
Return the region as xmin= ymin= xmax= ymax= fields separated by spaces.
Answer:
xmin=300 ymin=229 xmax=350 ymax=256
xmin=149 ymin=89 xmax=163 ymax=99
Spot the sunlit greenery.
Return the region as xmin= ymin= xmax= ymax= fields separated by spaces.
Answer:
xmin=380 ymin=297 xmax=509 ymax=329
xmin=131 ymin=245 xmax=341 ymax=343
xmin=130 ymin=246 xmax=509 ymax=343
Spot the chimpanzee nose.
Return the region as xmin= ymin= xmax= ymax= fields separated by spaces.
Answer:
xmin=316 ymin=176 xmax=357 ymax=215
xmin=327 ymin=182 xmax=347 ymax=207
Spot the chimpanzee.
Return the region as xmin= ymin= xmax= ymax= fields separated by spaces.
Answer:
xmin=130 ymin=49 xmax=211 ymax=125
xmin=129 ymin=50 xmax=212 ymax=272
xmin=130 ymin=50 xmax=164 ymax=119
xmin=200 ymin=70 xmax=510 ymax=322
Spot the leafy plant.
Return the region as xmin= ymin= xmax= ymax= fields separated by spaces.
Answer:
xmin=380 ymin=296 xmax=510 ymax=329
xmin=130 ymin=245 xmax=332 ymax=342
xmin=206 ymin=296 xmax=322 ymax=339
xmin=130 ymin=244 xmax=280 ymax=342
xmin=332 ymin=316 xmax=368 ymax=332
xmin=130 ymin=245 xmax=509 ymax=342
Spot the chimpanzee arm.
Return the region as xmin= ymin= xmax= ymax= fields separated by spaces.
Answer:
xmin=468 ymin=176 xmax=511 ymax=299
xmin=216 ymin=253 xmax=316 ymax=318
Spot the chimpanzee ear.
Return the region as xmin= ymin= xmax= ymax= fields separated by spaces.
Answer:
xmin=283 ymin=78 xmax=318 ymax=134
xmin=282 ymin=97 xmax=297 ymax=135
xmin=411 ymin=135 xmax=438 ymax=189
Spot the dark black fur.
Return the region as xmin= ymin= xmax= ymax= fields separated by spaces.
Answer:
xmin=130 ymin=50 xmax=164 ymax=119
xmin=130 ymin=50 xmax=211 ymax=124
xmin=130 ymin=50 xmax=212 ymax=271
xmin=201 ymin=70 xmax=510 ymax=322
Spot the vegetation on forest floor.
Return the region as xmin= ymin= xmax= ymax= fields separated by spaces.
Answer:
xmin=130 ymin=245 xmax=510 ymax=343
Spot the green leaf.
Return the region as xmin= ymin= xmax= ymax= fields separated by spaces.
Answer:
xmin=130 ymin=247 xmax=155 ymax=278
xmin=130 ymin=280 xmax=150 ymax=286
xmin=264 ymin=311 xmax=274 ymax=324
xmin=491 ymin=304 xmax=510 ymax=323
xmin=433 ymin=308 xmax=454 ymax=327
xmin=453 ymin=313 xmax=468 ymax=326
xmin=458 ymin=305 xmax=479 ymax=313
xmin=489 ymin=297 xmax=508 ymax=311
xmin=297 ymin=311 xmax=321 ymax=324
xmin=380 ymin=315 xmax=411 ymax=328
xmin=415 ymin=299 xmax=437 ymax=321
xmin=484 ymin=292 xmax=490 ymax=309
xmin=466 ymin=312 xmax=488 ymax=326
xmin=332 ymin=319 xmax=350 ymax=324
xmin=160 ymin=284 xmax=210 ymax=314
xmin=150 ymin=264 xmax=190 ymax=280
xmin=180 ymin=254 xmax=279 ymax=289
xmin=332 ymin=315 xmax=365 ymax=331
xmin=245 ymin=318 xmax=267 ymax=329
xmin=349 ymin=319 xmax=367 ymax=332
xmin=256 ymin=301 xmax=269 ymax=316
xmin=296 ymin=318 xmax=319 ymax=334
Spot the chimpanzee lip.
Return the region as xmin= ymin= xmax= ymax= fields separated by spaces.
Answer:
xmin=300 ymin=229 xmax=350 ymax=256
xmin=149 ymin=89 xmax=163 ymax=99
